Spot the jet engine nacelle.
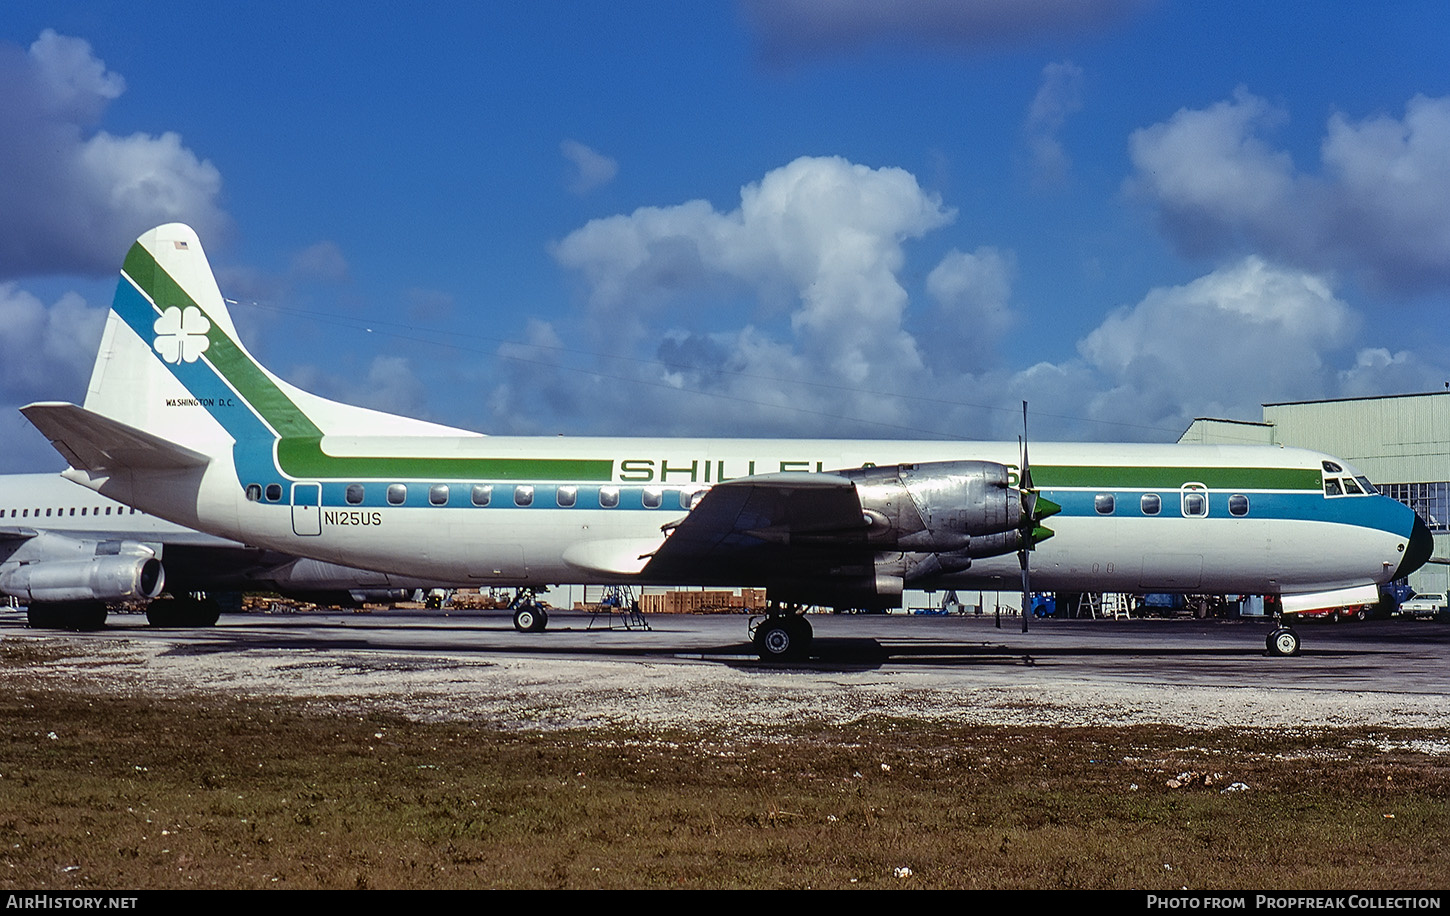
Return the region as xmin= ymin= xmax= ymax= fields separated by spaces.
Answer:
xmin=0 ymin=556 xmax=165 ymax=604
xmin=844 ymin=460 xmax=1024 ymax=554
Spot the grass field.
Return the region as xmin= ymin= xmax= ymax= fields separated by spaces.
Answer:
xmin=2 ymin=641 xmax=1447 ymax=890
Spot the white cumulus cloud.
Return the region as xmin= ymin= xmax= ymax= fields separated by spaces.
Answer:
xmin=1023 ymin=61 xmax=1085 ymax=187
xmin=505 ymin=157 xmax=1442 ymax=447
xmin=1127 ymin=89 xmax=1450 ymax=295
xmin=0 ymin=283 xmax=107 ymax=401
xmin=925 ymin=246 xmax=1016 ymax=366
xmin=551 ymin=155 xmax=954 ymax=388
xmin=0 ymin=31 xmax=227 ymax=279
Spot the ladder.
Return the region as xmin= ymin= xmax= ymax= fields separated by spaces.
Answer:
xmin=588 ymin=585 xmax=652 ymax=631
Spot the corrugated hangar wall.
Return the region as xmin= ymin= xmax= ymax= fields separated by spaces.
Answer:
xmin=1184 ymin=391 xmax=1450 ymax=596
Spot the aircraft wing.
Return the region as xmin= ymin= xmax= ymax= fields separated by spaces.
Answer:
xmin=639 ymin=472 xmax=877 ymax=585
xmin=20 ymin=402 xmax=209 ymax=472
xmin=0 ymin=527 xmax=39 ymax=543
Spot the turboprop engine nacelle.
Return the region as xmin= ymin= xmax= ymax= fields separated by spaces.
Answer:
xmin=843 ymin=460 xmax=1026 ymax=554
xmin=0 ymin=556 xmax=165 ymax=604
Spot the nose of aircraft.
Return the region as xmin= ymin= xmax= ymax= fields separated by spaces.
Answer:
xmin=1395 ymin=514 xmax=1435 ymax=580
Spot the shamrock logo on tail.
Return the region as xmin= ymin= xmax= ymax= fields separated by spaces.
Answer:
xmin=153 ymin=306 xmax=211 ymax=364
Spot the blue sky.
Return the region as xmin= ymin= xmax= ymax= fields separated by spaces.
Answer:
xmin=1 ymin=1 xmax=1448 ymax=471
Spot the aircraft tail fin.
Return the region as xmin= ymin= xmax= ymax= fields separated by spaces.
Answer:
xmin=58 ymin=224 xmax=472 ymax=471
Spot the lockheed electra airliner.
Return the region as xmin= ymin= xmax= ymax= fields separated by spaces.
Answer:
xmin=21 ymin=225 xmax=1432 ymax=659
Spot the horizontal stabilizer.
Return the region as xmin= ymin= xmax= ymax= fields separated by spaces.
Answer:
xmin=20 ymin=402 xmax=210 ymax=473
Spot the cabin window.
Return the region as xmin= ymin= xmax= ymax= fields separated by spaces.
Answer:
xmin=21 ymin=509 xmax=27 ymax=518
xmin=1229 ymin=494 xmax=1250 ymax=517
xmin=1324 ymin=478 xmax=1343 ymax=497
xmin=599 ymin=486 xmax=619 ymax=508
xmin=471 ymin=484 xmax=492 ymax=507
xmin=681 ymin=488 xmax=709 ymax=510
xmin=514 ymin=485 xmax=534 ymax=507
xmin=345 ymin=484 xmax=365 ymax=505
xmin=387 ymin=484 xmax=407 ymax=506
xmin=45 ymin=508 xmax=52 ymax=517
xmin=1094 ymin=493 xmax=1115 ymax=515
xmin=1141 ymin=493 xmax=1161 ymax=516
xmin=556 ymin=486 xmax=577 ymax=508
xmin=265 ymin=483 xmax=283 ymax=502
xmin=429 ymin=484 xmax=450 ymax=506
xmin=1181 ymin=484 xmax=1208 ymax=517
xmin=642 ymin=487 xmax=663 ymax=509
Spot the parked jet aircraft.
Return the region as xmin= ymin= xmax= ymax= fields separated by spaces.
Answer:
xmin=21 ymin=225 xmax=1433 ymax=658
xmin=0 ymin=472 xmax=449 ymax=629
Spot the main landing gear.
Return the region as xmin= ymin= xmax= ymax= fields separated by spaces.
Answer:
xmin=510 ymin=587 xmax=548 ymax=633
xmin=750 ymin=601 xmax=813 ymax=661
xmin=1265 ymin=625 xmax=1301 ymax=657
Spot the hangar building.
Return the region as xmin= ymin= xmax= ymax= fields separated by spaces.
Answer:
xmin=1181 ymin=391 xmax=1450 ymax=598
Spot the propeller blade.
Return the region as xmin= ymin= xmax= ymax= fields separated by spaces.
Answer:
xmin=1019 ymin=401 xmax=1031 ymax=633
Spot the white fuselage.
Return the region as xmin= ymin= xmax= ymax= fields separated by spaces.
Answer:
xmin=86 ymin=436 xmax=1413 ymax=599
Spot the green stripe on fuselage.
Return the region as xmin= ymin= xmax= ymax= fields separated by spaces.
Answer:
xmin=276 ymin=438 xmax=614 ymax=481
xmin=1033 ymin=465 xmax=1321 ymax=490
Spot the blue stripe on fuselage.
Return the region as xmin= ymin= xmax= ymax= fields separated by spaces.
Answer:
xmin=1044 ymin=488 xmax=1413 ymax=535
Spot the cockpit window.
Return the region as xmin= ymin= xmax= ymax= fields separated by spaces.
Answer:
xmin=1355 ymin=476 xmax=1376 ymax=495
xmin=1324 ymin=478 xmax=1343 ymax=496
xmin=1322 ymin=460 xmax=1343 ymax=473
xmin=1342 ymin=477 xmax=1364 ymax=495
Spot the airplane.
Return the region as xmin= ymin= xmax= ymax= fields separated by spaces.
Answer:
xmin=19 ymin=224 xmax=1434 ymax=659
xmin=0 ymin=472 xmax=457 ymax=629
